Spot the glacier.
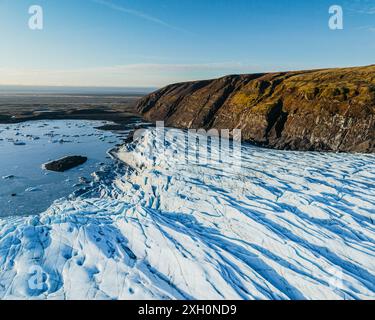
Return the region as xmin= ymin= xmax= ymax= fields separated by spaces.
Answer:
xmin=0 ymin=128 xmax=374 ymax=300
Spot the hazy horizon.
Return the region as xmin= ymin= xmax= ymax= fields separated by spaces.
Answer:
xmin=0 ymin=84 xmax=156 ymax=95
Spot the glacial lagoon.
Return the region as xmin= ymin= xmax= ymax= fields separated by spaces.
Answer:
xmin=0 ymin=120 xmax=132 ymax=217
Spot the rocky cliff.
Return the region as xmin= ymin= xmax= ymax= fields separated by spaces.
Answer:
xmin=137 ymin=65 xmax=375 ymax=152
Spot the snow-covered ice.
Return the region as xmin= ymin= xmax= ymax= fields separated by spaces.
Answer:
xmin=0 ymin=128 xmax=374 ymax=300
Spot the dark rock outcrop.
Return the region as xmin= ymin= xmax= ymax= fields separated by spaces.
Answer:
xmin=137 ymin=65 xmax=375 ymax=153
xmin=44 ymin=156 xmax=87 ymax=172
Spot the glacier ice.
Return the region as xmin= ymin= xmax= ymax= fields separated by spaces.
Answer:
xmin=0 ymin=128 xmax=374 ymax=300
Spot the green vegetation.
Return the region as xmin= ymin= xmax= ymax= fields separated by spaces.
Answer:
xmin=227 ymin=65 xmax=375 ymax=115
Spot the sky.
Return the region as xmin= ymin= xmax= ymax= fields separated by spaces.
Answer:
xmin=0 ymin=0 xmax=374 ymax=88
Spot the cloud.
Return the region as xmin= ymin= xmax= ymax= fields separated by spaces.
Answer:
xmin=96 ymin=62 xmax=254 ymax=72
xmin=0 ymin=62 xmax=263 ymax=87
xmin=356 ymin=25 xmax=375 ymax=32
xmin=351 ymin=7 xmax=375 ymax=14
xmin=1 ymin=62 xmax=334 ymax=88
xmin=347 ymin=0 xmax=375 ymax=14
xmin=92 ymin=0 xmax=190 ymax=34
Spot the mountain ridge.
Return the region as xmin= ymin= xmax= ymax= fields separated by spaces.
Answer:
xmin=137 ymin=65 xmax=375 ymax=153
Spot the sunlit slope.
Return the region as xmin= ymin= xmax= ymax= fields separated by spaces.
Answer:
xmin=138 ymin=65 xmax=375 ymax=152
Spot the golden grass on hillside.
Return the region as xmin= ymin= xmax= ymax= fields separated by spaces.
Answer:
xmin=227 ymin=65 xmax=375 ymax=115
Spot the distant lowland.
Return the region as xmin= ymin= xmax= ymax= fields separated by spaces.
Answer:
xmin=0 ymin=85 xmax=156 ymax=95
xmin=137 ymin=65 xmax=375 ymax=153
xmin=0 ymin=86 xmax=155 ymax=124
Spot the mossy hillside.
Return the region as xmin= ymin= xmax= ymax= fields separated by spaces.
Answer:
xmin=226 ymin=66 xmax=375 ymax=116
xmin=137 ymin=64 xmax=375 ymax=152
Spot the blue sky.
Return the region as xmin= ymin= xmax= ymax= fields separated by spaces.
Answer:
xmin=0 ymin=0 xmax=374 ymax=87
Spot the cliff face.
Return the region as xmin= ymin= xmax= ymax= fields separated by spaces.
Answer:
xmin=137 ymin=65 xmax=375 ymax=152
